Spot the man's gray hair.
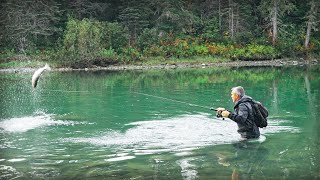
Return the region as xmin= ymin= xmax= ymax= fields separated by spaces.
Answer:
xmin=231 ymin=86 xmax=245 ymax=97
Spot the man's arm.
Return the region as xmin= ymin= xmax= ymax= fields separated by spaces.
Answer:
xmin=228 ymin=104 xmax=249 ymax=124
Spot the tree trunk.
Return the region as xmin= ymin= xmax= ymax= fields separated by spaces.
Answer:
xmin=272 ymin=0 xmax=278 ymax=46
xmin=304 ymin=21 xmax=312 ymax=49
xmin=219 ymin=0 xmax=222 ymax=32
xmin=235 ymin=5 xmax=239 ymax=36
xmin=229 ymin=0 xmax=234 ymax=39
xmin=231 ymin=3 xmax=234 ymax=38
xmin=304 ymin=0 xmax=316 ymax=49
xmin=19 ymin=37 xmax=26 ymax=54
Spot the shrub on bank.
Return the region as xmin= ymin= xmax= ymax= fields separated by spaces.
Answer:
xmin=45 ymin=18 xmax=316 ymax=67
xmin=53 ymin=18 xmax=130 ymax=67
xmin=142 ymin=45 xmax=166 ymax=57
xmin=230 ymin=44 xmax=278 ymax=60
xmin=119 ymin=47 xmax=142 ymax=62
xmin=3 ymin=17 xmax=314 ymax=68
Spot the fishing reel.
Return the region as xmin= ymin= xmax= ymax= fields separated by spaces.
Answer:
xmin=210 ymin=108 xmax=224 ymax=120
xmin=216 ymin=111 xmax=223 ymax=118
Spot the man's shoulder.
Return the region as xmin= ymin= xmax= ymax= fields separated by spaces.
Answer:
xmin=241 ymin=95 xmax=253 ymax=102
xmin=240 ymin=101 xmax=252 ymax=106
xmin=236 ymin=101 xmax=252 ymax=110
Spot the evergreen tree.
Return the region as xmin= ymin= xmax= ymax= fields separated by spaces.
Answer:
xmin=259 ymin=0 xmax=295 ymax=45
xmin=67 ymin=0 xmax=109 ymax=20
xmin=118 ymin=0 xmax=152 ymax=45
xmin=151 ymin=0 xmax=198 ymax=34
xmin=0 ymin=0 xmax=60 ymax=53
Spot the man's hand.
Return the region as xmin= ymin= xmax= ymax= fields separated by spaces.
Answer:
xmin=216 ymin=107 xmax=226 ymax=112
xmin=221 ymin=110 xmax=230 ymax=118
xmin=216 ymin=107 xmax=228 ymax=119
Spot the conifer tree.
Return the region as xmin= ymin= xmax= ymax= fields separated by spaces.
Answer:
xmin=118 ymin=0 xmax=152 ymax=45
xmin=259 ymin=0 xmax=295 ymax=45
xmin=0 ymin=0 xmax=60 ymax=53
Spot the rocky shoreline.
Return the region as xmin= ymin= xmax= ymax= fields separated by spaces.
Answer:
xmin=0 ymin=59 xmax=318 ymax=73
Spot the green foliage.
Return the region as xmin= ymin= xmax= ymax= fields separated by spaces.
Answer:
xmin=0 ymin=0 xmax=60 ymax=53
xmin=62 ymin=18 xmax=102 ymax=59
xmin=200 ymin=18 xmax=221 ymax=42
xmin=227 ymin=44 xmax=278 ymax=60
xmin=137 ymin=28 xmax=160 ymax=50
xmin=102 ymin=22 xmax=129 ymax=50
xmin=244 ymin=44 xmax=278 ymax=60
xmin=1 ymin=0 xmax=320 ymax=67
xmin=0 ymin=49 xmax=15 ymax=63
xmin=57 ymin=18 xmax=129 ymax=67
xmin=169 ymin=38 xmax=190 ymax=57
xmin=192 ymin=44 xmax=209 ymax=56
xmin=118 ymin=0 xmax=152 ymax=42
xmin=120 ymin=46 xmax=142 ymax=62
xmin=99 ymin=48 xmax=118 ymax=60
xmin=153 ymin=0 xmax=194 ymax=33
xmin=311 ymin=38 xmax=320 ymax=57
xmin=275 ymin=26 xmax=304 ymax=57
xmin=142 ymin=45 xmax=166 ymax=57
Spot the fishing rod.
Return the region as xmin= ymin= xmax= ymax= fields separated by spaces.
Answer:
xmin=133 ymin=91 xmax=219 ymax=112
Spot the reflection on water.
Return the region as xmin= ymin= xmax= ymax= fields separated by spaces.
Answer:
xmin=0 ymin=66 xmax=319 ymax=179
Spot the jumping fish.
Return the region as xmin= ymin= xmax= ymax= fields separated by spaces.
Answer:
xmin=32 ymin=63 xmax=51 ymax=89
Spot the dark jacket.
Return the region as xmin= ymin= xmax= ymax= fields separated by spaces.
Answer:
xmin=228 ymin=95 xmax=260 ymax=139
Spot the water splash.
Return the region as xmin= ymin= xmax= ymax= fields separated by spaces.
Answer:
xmin=176 ymin=158 xmax=198 ymax=180
xmin=0 ymin=111 xmax=86 ymax=133
xmin=0 ymin=165 xmax=23 ymax=179
xmin=105 ymin=156 xmax=136 ymax=162
xmin=68 ymin=114 xmax=300 ymax=157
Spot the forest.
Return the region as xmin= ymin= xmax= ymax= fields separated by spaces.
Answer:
xmin=0 ymin=0 xmax=319 ymax=68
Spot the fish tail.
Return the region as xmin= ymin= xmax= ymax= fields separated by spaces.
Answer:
xmin=45 ymin=63 xmax=51 ymax=71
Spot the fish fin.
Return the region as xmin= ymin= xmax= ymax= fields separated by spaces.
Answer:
xmin=32 ymin=77 xmax=39 ymax=88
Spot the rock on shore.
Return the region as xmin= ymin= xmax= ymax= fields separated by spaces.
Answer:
xmin=0 ymin=59 xmax=318 ymax=73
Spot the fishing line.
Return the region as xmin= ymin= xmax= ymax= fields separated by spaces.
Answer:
xmin=133 ymin=91 xmax=216 ymax=111
xmin=43 ymin=89 xmax=90 ymax=93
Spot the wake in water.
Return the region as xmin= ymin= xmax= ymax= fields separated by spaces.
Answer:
xmin=0 ymin=111 xmax=87 ymax=133
xmin=67 ymin=113 xmax=300 ymax=158
xmin=69 ymin=114 xmax=239 ymax=150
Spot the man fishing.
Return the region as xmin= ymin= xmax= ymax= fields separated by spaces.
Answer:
xmin=217 ymin=86 xmax=260 ymax=139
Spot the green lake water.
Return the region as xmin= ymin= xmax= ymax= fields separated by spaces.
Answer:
xmin=0 ymin=66 xmax=319 ymax=179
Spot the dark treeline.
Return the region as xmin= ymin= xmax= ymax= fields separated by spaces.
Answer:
xmin=0 ymin=0 xmax=319 ymax=67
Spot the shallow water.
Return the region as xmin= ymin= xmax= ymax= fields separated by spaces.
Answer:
xmin=0 ymin=66 xmax=319 ymax=179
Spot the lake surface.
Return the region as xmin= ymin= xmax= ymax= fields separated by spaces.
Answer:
xmin=0 ymin=66 xmax=319 ymax=179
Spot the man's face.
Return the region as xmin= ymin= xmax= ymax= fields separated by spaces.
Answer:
xmin=231 ymin=91 xmax=239 ymax=103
